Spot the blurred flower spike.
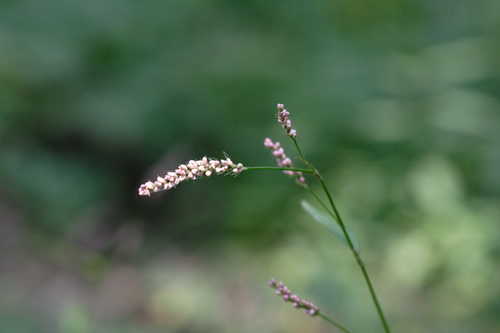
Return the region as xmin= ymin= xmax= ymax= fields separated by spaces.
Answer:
xmin=268 ymin=278 xmax=320 ymax=316
xmin=264 ymin=138 xmax=306 ymax=184
xmin=138 ymin=156 xmax=244 ymax=196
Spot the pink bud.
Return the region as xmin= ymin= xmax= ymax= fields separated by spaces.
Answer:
xmin=264 ymin=138 xmax=274 ymax=147
xmin=308 ymin=309 xmax=318 ymax=316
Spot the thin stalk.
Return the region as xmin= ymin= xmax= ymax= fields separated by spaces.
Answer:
xmin=318 ymin=313 xmax=353 ymax=333
xmin=245 ymin=166 xmax=314 ymax=174
xmin=290 ymin=137 xmax=392 ymax=333
xmin=315 ymin=172 xmax=391 ymax=333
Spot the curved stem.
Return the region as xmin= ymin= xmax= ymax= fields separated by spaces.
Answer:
xmin=318 ymin=313 xmax=353 ymax=333
xmin=315 ymin=173 xmax=391 ymax=333
xmin=245 ymin=166 xmax=314 ymax=174
xmin=291 ymin=137 xmax=311 ymax=168
xmin=291 ymin=137 xmax=392 ymax=333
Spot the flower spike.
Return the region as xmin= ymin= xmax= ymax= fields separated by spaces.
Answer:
xmin=138 ymin=156 xmax=244 ymax=196
xmin=264 ymin=138 xmax=306 ymax=184
xmin=268 ymin=279 xmax=320 ymax=316
xmin=277 ymin=103 xmax=297 ymax=137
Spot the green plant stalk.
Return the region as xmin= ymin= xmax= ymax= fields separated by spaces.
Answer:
xmin=245 ymin=166 xmax=315 ymax=174
xmin=247 ymin=167 xmax=354 ymax=332
xmin=246 ymin=141 xmax=391 ymax=331
xmin=291 ymin=138 xmax=392 ymax=333
xmin=318 ymin=313 xmax=353 ymax=333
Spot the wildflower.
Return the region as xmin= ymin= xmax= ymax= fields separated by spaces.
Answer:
xmin=268 ymin=279 xmax=320 ymax=316
xmin=138 ymin=156 xmax=244 ymax=196
xmin=277 ymin=103 xmax=297 ymax=137
xmin=264 ymin=137 xmax=306 ymax=184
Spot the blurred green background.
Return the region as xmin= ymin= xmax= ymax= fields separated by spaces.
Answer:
xmin=2 ymin=1 xmax=500 ymax=332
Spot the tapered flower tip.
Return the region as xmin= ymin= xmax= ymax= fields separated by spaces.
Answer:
xmin=264 ymin=137 xmax=274 ymax=148
xmin=275 ymin=103 xmax=297 ymax=137
xmin=268 ymin=278 xmax=278 ymax=287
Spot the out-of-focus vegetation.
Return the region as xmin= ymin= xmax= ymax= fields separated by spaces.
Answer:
xmin=1 ymin=1 xmax=500 ymax=332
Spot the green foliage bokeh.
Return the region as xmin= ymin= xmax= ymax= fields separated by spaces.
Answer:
xmin=1 ymin=1 xmax=500 ymax=332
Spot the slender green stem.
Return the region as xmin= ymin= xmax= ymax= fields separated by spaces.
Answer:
xmin=290 ymin=137 xmax=392 ymax=333
xmin=315 ymin=173 xmax=391 ymax=333
xmin=318 ymin=313 xmax=353 ymax=333
xmin=248 ymin=138 xmax=391 ymax=332
xmin=245 ymin=166 xmax=315 ymax=174
xmin=291 ymin=137 xmax=311 ymax=168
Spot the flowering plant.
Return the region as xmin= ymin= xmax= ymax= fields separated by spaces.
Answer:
xmin=139 ymin=104 xmax=391 ymax=333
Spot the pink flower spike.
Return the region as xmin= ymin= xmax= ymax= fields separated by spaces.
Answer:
xmin=268 ymin=279 xmax=320 ymax=317
xmin=276 ymin=103 xmax=298 ymax=137
xmin=138 ymin=156 xmax=245 ymax=196
xmin=263 ymin=137 xmax=306 ymax=185
xmin=264 ymin=137 xmax=274 ymax=148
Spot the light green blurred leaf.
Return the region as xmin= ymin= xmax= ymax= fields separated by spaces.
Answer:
xmin=301 ymin=200 xmax=359 ymax=251
xmin=60 ymin=304 xmax=91 ymax=333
